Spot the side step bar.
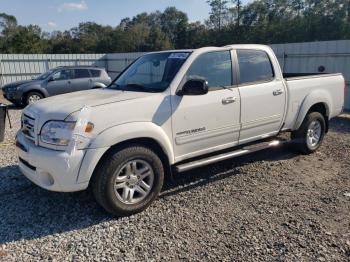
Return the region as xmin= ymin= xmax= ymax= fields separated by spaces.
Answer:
xmin=175 ymin=140 xmax=284 ymax=173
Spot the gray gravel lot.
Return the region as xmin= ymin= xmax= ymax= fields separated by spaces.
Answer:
xmin=0 ymin=95 xmax=350 ymax=261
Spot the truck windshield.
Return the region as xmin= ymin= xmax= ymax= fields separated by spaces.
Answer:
xmin=109 ymin=52 xmax=190 ymax=92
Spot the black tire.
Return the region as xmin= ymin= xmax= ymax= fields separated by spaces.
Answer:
xmin=91 ymin=145 xmax=164 ymax=216
xmin=291 ymin=112 xmax=326 ymax=154
xmin=25 ymin=91 xmax=43 ymax=105
xmin=10 ymin=101 xmax=22 ymax=108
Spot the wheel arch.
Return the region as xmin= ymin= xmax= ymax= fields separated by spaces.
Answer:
xmin=102 ymin=136 xmax=169 ymax=172
xmin=91 ymin=82 xmax=106 ymax=89
xmin=77 ymin=122 xmax=174 ymax=184
xmin=294 ymin=90 xmax=332 ymax=132
xmin=83 ymin=137 xmax=171 ymax=187
xmin=23 ymin=89 xmax=47 ymax=102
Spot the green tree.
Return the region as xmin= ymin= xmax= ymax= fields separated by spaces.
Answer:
xmin=160 ymin=7 xmax=189 ymax=48
xmin=230 ymin=0 xmax=242 ymax=26
xmin=1 ymin=25 xmax=47 ymax=53
xmin=148 ymin=27 xmax=172 ymax=50
xmin=0 ymin=13 xmax=17 ymax=34
xmin=127 ymin=23 xmax=150 ymax=52
xmin=0 ymin=2 xmax=350 ymax=54
xmin=206 ymin=0 xmax=229 ymax=30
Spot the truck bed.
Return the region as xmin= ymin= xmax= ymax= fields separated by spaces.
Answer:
xmin=283 ymin=72 xmax=333 ymax=79
xmin=282 ymin=73 xmax=345 ymax=131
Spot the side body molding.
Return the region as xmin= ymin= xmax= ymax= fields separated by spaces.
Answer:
xmin=293 ymin=90 xmax=331 ymax=130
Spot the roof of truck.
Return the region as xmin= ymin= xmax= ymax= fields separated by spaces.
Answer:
xmin=147 ymin=44 xmax=271 ymax=54
xmin=54 ymin=65 xmax=105 ymax=70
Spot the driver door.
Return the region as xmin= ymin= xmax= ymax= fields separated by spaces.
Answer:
xmin=46 ymin=69 xmax=72 ymax=96
xmin=171 ymin=50 xmax=241 ymax=162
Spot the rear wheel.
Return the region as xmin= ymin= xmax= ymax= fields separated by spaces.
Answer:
xmin=291 ymin=112 xmax=326 ymax=154
xmin=92 ymin=145 xmax=164 ymax=216
xmin=25 ymin=91 xmax=43 ymax=105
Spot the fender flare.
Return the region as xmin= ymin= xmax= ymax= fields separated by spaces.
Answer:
xmin=294 ymin=90 xmax=331 ymax=130
xmin=91 ymin=122 xmax=174 ymax=162
xmin=77 ymin=122 xmax=174 ymax=184
xmin=91 ymin=82 xmax=106 ymax=89
xmin=22 ymin=86 xmax=49 ymax=98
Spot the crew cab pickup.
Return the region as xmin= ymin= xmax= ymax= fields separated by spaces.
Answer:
xmin=16 ymin=45 xmax=345 ymax=216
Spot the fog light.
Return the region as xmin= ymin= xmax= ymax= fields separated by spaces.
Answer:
xmin=38 ymin=170 xmax=54 ymax=186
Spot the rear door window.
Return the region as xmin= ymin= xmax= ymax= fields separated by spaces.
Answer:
xmin=89 ymin=69 xmax=101 ymax=77
xmin=74 ymin=69 xmax=91 ymax=79
xmin=237 ymin=50 xmax=274 ymax=84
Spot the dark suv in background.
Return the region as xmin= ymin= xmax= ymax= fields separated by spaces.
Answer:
xmin=1 ymin=66 xmax=112 ymax=105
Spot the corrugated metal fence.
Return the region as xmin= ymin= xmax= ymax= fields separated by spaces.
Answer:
xmin=0 ymin=40 xmax=349 ymax=110
xmin=0 ymin=53 xmax=144 ymax=87
xmin=270 ymin=40 xmax=350 ymax=110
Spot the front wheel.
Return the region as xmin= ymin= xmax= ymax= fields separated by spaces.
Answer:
xmin=25 ymin=91 xmax=43 ymax=105
xmin=92 ymin=145 xmax=164 ymax=216
xmin=291 ymin=112 xmax=326 ymax=154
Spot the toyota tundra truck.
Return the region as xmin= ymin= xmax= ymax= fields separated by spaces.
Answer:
xmin=16 ymin=45 xmax=345 ymax=216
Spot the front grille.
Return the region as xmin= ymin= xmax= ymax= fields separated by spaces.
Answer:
xmin=21 ymin=114 xmax=36 ymax=142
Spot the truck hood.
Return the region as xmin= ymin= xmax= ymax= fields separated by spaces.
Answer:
xmin=24 ymin=89 xmax=154 ymax=120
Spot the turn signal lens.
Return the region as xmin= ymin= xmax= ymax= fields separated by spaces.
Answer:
xmin=85 ymin=122 xmax=94 ymax=133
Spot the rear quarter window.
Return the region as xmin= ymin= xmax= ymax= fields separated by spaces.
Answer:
xmin=89 ymin=69 xmax=102 ymax=77
xmin=237 ymin=50 xmax=274 ymax=85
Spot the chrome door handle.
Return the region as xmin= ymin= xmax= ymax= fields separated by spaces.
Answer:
xmin=222 ymin=97 xmax=237 ymax=104
xmin=273 ymin=89 xmax=284 ymax=96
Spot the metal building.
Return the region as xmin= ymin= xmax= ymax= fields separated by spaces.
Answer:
xmin=270 ymin=40 xmax=350 ymax=111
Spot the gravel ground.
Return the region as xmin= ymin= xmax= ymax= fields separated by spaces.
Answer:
xmin=0 ymin=95 xmax=350 ymax=261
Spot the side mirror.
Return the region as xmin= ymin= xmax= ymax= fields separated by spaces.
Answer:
xmin=48 ymin=77 xmax=54 ymax=82
xmin=178 ymin=79 xmax=209 ymax=96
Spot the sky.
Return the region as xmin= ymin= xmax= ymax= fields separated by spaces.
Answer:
xmin=0 ymin=0 xmax=250 ymax=32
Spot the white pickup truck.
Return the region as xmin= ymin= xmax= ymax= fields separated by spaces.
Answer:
xmin=16 ymin=45 xmax=345 ymax=215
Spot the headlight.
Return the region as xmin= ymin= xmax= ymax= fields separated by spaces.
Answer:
xmin=40 ymin=121 xmax=76 ymax=146
xmin=6 ymin=86 xmax=17 ymax=92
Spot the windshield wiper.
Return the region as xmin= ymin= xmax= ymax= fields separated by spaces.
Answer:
xmin=108 ymin=83 xmax=162 ymax=92
xmin=126 ymin=83 xmax=147 ymax=89
xmin=107 ymin=83 xmax=120 ymax=89
xmin=125 ymin=83 xmax=161 ymax=93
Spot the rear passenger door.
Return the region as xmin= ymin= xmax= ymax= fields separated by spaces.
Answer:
xmin=70 ymin=69 xmax=92 ymax=92
xmin=236 ymin=49 xmax=286 ymax=144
